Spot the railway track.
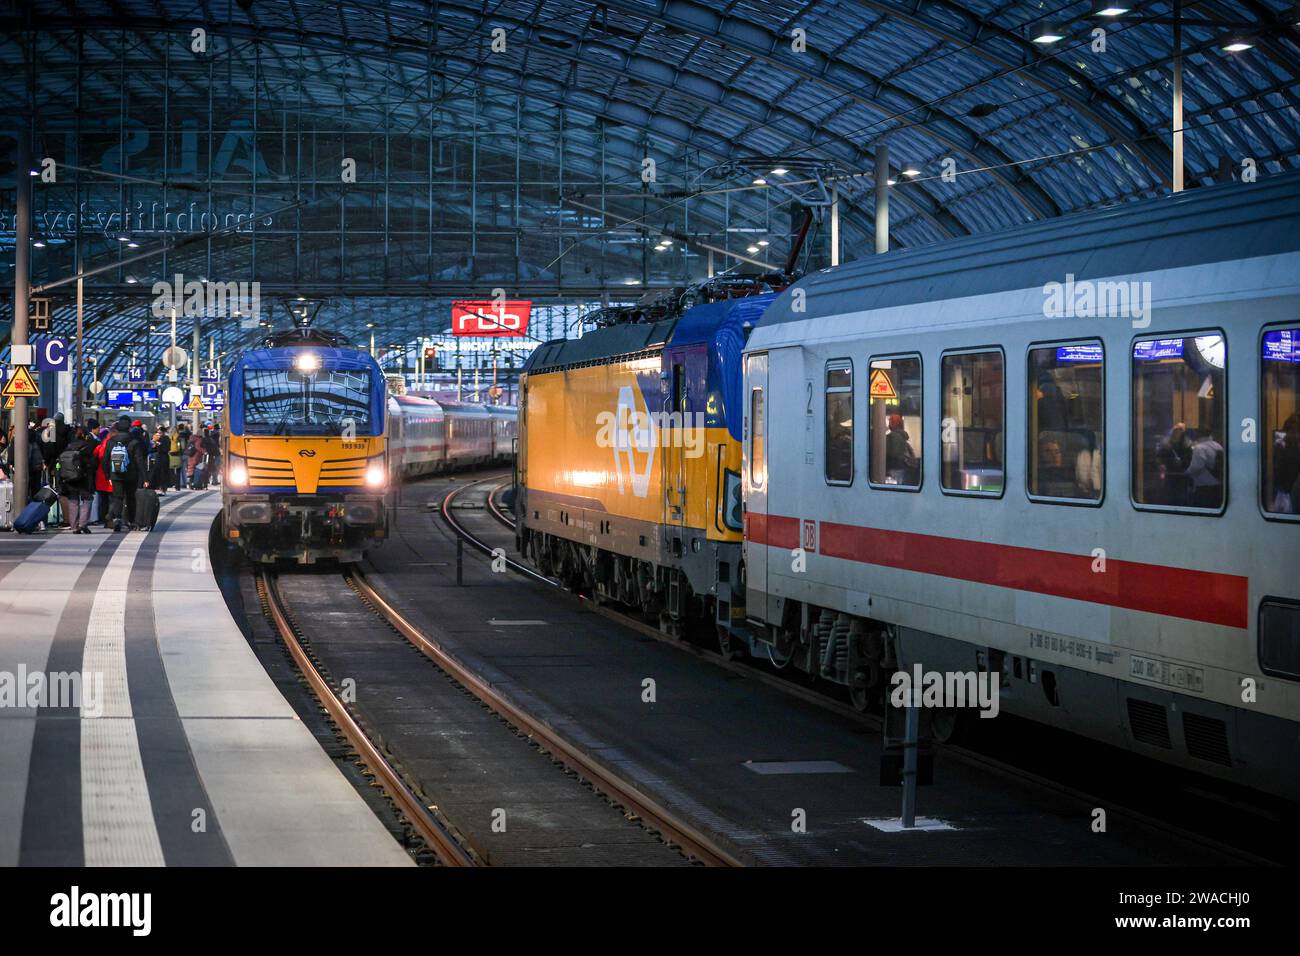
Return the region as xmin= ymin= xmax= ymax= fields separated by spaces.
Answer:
xmin=258 ymin=570 xmax=476 ymax=867
xmin=444 ymin=473 xmax=1288 ymax=867
xmin=259 ymin=554 xmax=739 ymax=867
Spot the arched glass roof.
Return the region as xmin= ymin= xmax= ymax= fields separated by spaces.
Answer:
xmin=1 ymin=0 xmax=1297 ymax=385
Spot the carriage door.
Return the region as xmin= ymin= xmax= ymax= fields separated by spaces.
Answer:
xmin=744 ymin=352 xmax=769 ymax=613
xmin=665 ymin=361 xmax=688 ymax=532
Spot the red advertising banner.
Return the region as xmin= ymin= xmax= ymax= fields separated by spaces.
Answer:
xmin=451 ymin=300 xmax=532 ymax=337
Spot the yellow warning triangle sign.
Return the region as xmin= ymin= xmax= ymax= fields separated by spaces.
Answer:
xmin=4 ymin=396 xmax=13 ymax=409
xmin=187 ymin=395 xmax=205 ymax=411
xmin=868 ymin=367 xmax=896 ymax=400
xmin=2 ymin=365 xmax=39 ymax=399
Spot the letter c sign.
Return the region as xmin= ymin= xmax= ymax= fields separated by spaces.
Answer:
xmin=35 ymin=338 xmax=69 ymax=372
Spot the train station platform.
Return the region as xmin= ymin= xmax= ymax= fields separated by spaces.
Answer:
xmin=0 ymin=491 xmax=411 ymax=867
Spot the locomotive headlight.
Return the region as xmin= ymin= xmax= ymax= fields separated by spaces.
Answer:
xmin=228 ymin=459 xmax=249 ymax=488
xmin=365 ymin=461 xmax=387 ymax=488
xmin=295 ymin=351 xmax=321 ymax=373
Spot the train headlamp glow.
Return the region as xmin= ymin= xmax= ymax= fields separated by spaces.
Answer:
xmin=228 ymin=460 xmax=249 ymax=488
xmin=365 ymin=461 xmax=387 ymax=488
xmin=295 ymin=352 xmax=321 ymax=373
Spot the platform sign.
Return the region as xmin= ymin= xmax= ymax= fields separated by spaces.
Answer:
xmin=106 ymin=389 xmax=158 ymax=407
xmin=868 ymin=368 xmax=897 ymax=400
xmin=201 ymin=367 xmax=220 ymax=381
xmin=34 ymin=338 xmax=70 ymax=372
xmin=201 ymin=382 xmax=226 ymax=410
xmin=127 ymin=367 xmax=145 ymax=383
xmin=451 ymin=300 xmax=532 ymax=337
xmin=2 ymin=365 xmax=40 ymax=399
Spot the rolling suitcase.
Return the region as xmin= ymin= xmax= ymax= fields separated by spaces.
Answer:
xmin=13 ymin=498 xmax=51 ymax=534
xmin=0 ymin=479 xmax=14 ymax=531
xmin=135 ymin=487 xmax=160 ymax=531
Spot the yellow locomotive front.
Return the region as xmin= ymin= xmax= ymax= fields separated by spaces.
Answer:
xmin=223 ymin=331 xmax=389 ymax=564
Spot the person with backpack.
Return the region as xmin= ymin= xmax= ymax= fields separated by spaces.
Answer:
xmin=57 ymin=426 xmax=96 ymax=534
xmin=100 ymin=417 xmax=149 ymax=532
xmin=92 ymin=426 xmax=113 ymax=525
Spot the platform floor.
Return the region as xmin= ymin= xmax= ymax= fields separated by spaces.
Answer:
xmin=0 ymin=492 xmax=411 ymax=867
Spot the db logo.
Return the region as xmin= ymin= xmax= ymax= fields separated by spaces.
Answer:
xmin=802 ymin=519 xmax=817 ymax=553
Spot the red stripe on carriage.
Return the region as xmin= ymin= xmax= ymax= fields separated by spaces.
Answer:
xmin=747 ymin=515 xmax=1249 ymax=629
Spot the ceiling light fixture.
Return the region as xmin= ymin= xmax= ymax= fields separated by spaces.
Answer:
xmin=1028 ymin=23 xmax=1066 ymax=44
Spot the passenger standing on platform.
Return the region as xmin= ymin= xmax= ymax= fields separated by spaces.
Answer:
xmin=186 ymin=429 xmax=206 ymax=488
xmin=151 ymin=425 xmax=172 ymax=495
xmin=101 ymin=417 xmax=149 ymax=532
xmin=169 ymin=427 xmax=183 ymax=490
xmin=24 ymin=423 xmax=44 ymax=502
xmin=58 ymin=426 xmax=96 ymax=534
xmin=93 ymin=426 xmax=113 ymax=525
xmin=203 ymin=425 xmax=220 ymax=486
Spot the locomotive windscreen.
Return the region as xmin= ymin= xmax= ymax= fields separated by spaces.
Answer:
xmin=241 ymin=366 xmax=375 ymax=436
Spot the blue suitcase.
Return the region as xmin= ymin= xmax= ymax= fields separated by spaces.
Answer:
xmin=13 ymin=499 xmax=51 ymax=534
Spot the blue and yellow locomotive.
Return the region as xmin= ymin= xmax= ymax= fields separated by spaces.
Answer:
xmin=223 ymin=329 xmax=390 ymax=564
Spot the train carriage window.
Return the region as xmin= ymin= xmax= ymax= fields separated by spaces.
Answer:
xmin=750 ymin=387 xmax=765 ymax=489
xmin=1260 ymin=599 xmax=1300 ymax=680
xmin=940 ymin=350 xmax=1004 ymax=495
xmin=868 ymin=356 xmax=922 ymax=489
xmin=1132 ymin=333 xmax=1226 ymax=511
xmin=1028 ymin=343 xmax=1104 ymax=502
xmin=825 ymin=361 xmax=854 ymax=485
xmin=1262 ymin=327 xmax=1300 ymax=517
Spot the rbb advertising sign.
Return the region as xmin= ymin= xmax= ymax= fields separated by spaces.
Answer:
xmin=451 ymin=300 xmax=532 ymax=337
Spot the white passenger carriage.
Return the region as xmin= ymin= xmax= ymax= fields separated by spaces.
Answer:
xmin=741 ymin=173 xmax=1300 ymax=799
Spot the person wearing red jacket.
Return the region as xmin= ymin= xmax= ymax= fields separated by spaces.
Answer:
xmin=93 ymin=426 xmax=113 ymax=527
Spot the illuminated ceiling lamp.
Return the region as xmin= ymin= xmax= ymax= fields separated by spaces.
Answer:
xmin=1027 ymin=22 xmax=1066 ymax=44
xmin=1220 ymin=35 xmax=1254 ymax=52
xmin=1089 ymin=0 xmax=1130 ymax=16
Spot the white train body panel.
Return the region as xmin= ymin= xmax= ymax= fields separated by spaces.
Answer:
xmin=741 ymin=176 xmax=1300 ymax=797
